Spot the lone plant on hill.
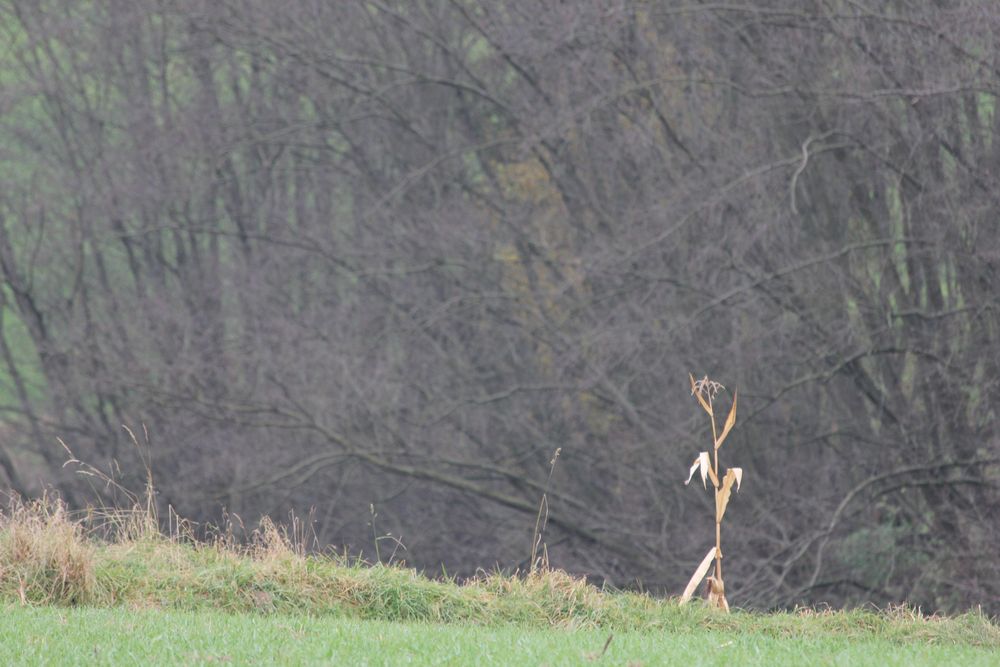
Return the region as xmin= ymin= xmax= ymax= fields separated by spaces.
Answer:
xmin=680 ymin=374 xmax=742 ymax=611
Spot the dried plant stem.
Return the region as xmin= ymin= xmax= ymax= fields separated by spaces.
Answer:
xmin=709 ymin=397 xmax=722 ymax=584
xmin=682 ymin=374 xmax=742 ymax=611
xmin=529 ymin=448 xmax=561 ymax=575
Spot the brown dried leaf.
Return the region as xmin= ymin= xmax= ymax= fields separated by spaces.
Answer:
xmin=715 ymin=483 xmax=731 ymax=522
xmin=706 ymin=576 xmax=729 ymax=612
xmin=707 ymin=464 xmax=719 ymax=489
xmin=716 ymin=468 xmax=743 ymax=522
xmin=680 ymin=547 xmax=717 ymax=603
xmin=715 ymin=390 xmax=737 ymax=449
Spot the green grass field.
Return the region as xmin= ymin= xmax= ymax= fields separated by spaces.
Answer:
xmin=0 ymin=498 xmax=997 ymax=665
xmin=3 ymin=605 xmax=999 ymax=666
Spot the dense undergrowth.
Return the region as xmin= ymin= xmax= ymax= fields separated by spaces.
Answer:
xmin=0 ymin=496 xmax=997 ymax=648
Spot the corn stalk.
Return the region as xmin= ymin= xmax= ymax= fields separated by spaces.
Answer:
xmin=680 ymin=374 xmax=742 ymax=611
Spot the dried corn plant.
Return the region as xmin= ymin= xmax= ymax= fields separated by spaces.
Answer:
xmin=680 ymin=374 xmax=742 ymax=611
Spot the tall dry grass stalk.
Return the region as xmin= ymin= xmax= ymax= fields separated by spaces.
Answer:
xmin=528 ymin=448 xmax=561 ymax=576
xmin=680 ymin=374 xmax=742 ymax=611
xmin=58 ymin=424 xmax=160 ymax=542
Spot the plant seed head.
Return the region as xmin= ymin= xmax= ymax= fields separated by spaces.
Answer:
xmin=691 ymin=375 xmax=725 ymax=400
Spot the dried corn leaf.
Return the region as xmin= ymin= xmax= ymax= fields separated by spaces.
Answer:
xmin=715 ymin=390 xmax=737 ymax=449
xmin=706 ymin=576 xmax=729 ymax=612
xmin=731 ymin=467 xmax=743 ymax=492
xmin=682 ymin=453 xmax=710 ymax=488
xmin=683 ymin=453 xmax=710 ymax=488
xmin=689 ymin=373 xmax=713 ymax=416
xmin=680 ymin=547 xmax=717 ymax=603
xmin=684 ymin=456 xmax=700 ymax=485
xmin=716 ymin=482 xmax=732 ymax=522
xmin=716 ymin=469 xmax=739 ymax=522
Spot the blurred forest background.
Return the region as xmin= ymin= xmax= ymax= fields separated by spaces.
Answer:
xmin=0 ymin=0 xmax=998 ymax=613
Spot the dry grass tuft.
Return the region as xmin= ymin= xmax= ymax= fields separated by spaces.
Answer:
xmin=0 ymin=495 xmax=97 ymax=605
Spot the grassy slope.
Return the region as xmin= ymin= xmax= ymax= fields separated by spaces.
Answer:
xmin=0 ymin=499 xmax=998 ymax=665
xmin=7 ymin=532 xmax=1000 ymax=645
xmin=3 ymin=606 xmax=998 ymax=666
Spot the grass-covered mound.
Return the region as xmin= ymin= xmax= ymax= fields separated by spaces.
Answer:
xmin=0 ymin=497 xmax=997 ymax=648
